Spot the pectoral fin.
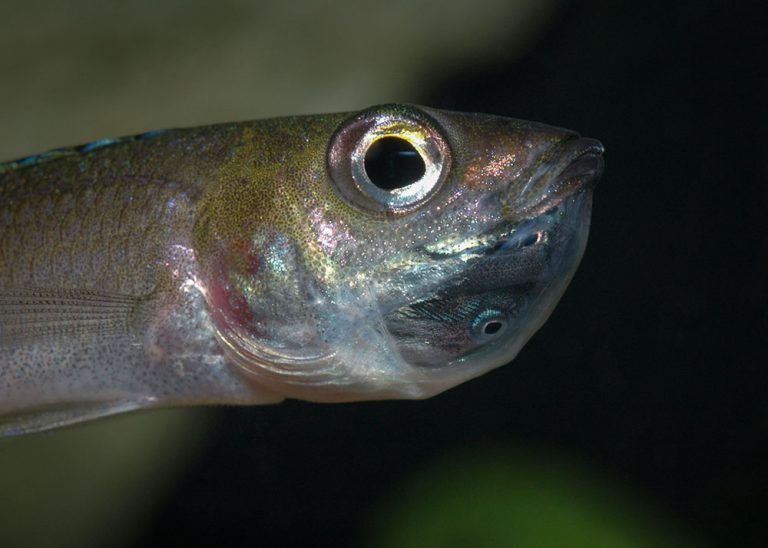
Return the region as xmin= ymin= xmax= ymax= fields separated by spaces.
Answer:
xmin=0 ymin=288 xmax=149 ymax=347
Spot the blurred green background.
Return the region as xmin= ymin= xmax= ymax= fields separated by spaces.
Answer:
xmin=366 ymin=447 xmax=696 ymax=548
xmin=1 ymin=0 xmax=765 ymax=547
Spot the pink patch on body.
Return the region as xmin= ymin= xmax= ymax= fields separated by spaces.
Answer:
xmin=244 ymin=251 xmax=260 ymax=275
xmin=207 ymin=271 xmax=258 ymax=336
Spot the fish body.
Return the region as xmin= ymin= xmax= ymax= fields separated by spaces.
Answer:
xmin=0 ymin=105 xmax=603 ymax=435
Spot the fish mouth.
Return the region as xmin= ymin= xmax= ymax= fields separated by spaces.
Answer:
xmin=550 ymin=136 xmax=604 ymax=190
xmin=504 ymin=136 xmax=604 ymax=220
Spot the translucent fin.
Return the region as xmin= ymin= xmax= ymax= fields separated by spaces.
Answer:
xmin=0 ymin=399 xmax=154 ymax=437
xmin=0 ymin=288 xmax=146 ymax=346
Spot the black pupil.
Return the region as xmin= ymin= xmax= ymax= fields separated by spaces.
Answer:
xmin=483 ymin=321 xmax=503 ymax=335
xmin=364 ymin=137 xmax=425 ymax=190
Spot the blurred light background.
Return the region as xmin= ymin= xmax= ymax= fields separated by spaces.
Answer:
xmin=0 ymin=0 xmax=765 ymax=547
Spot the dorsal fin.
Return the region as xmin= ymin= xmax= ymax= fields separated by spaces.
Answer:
xmin=0 ymin=129 xmax=167 ymax=175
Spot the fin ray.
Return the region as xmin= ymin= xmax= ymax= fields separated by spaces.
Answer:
xmin=0 ymin=399 xmax=154 ymax=436
xmin=0 ymin=288 xmax=146 ymax=346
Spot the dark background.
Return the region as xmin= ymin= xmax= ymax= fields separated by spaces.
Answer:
xmin=136 ymin=1 xmax=767 ymax=547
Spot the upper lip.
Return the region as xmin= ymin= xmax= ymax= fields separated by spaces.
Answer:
xmin=551 ymin=137 xmax=604 ymax=189
xmin=504 ymin=136 xmax=604 ymax=220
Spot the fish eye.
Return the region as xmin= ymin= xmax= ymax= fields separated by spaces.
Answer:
xmin=364 ymin=136 xmax=426 ymax=190
xmin=471 ymin=309 xmax=508 ymax=342
xmin=327 ymin=105 xmax=451 ymax=215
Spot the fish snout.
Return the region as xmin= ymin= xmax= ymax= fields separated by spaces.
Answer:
xmin=504 ymin=136 xmax=604 ymax=220
xmin=556 ymin=137 xmax=604 ymax=191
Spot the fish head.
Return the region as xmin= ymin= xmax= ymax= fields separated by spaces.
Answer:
xmin=198 ymin=105 xmax=603 ymax=402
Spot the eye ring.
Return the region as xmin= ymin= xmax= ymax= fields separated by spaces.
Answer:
xmin=327 ymin=105 xmax=451 ymax=216
xmin=350 ymin=122 xmax=444 ymax=209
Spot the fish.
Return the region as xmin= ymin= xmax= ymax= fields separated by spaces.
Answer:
xmin=0 ymin=104 xmax=603 ymax=435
